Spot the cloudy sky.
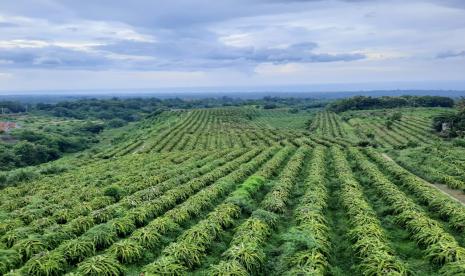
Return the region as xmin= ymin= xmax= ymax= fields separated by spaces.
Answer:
xmin=0 ymin=0 xmax=464 ymax=92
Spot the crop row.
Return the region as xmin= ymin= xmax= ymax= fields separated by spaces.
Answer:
xmin=1 ymin=148 xmax=258 ymax=274
xmin=331 ymin=147 xmax=407 ymax=275
xmin=71 ymin=146 xmax=285 ymax=276
xmin=0 ymin=150 xmax=217 ymax=231
xmin=364 ymin=148 xmax=465 ymax=232
xmin=349 ymin=147 xmax=465 ymax=274
xmin=0 ymin=149 xmax=239 ymax=254
xmin=141 ymin=147 xmax=295 ymax=275
xmin=279 ymin=146 xmax=330 ymax=275
xmin=207 ymin=146 xmax=309 ymax=274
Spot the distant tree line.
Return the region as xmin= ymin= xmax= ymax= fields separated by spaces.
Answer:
xmin=328 ymin=96 xmax=454 ymax=113
xmin=3 ymin=96 xmax=327 ymax=118
xmin=35 ymin=98 xmax=165 ymax=122
xmin=0 ymin=101 xmax=27 ymax=113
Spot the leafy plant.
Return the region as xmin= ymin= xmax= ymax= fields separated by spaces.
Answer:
xmin=108 ymin=217 xmax=136 ymax=237
xmin=76 ymin=255 xmax=123 ymax=276
xmin=21 ymin=251 xmax=66 ymax=276
xmin=223 ymin=243 xmax=265 ymax=273
xmin=58 ymin=239 xmax=95 ymax=263
xmin=143 ymin=256 xmax=187 ymax=276
xmin=103 ymin=186 xmax=123 ymax=201
xmin=108 ymin=240 xmax=143 ymax=264
xmin=209 ymin=260 xmax=248 ymax=276
xmin=84 ymin=224 xmax=118 ymax=249
xmin=0 ymin=249 xmax=21 ymax=274
xmin=130 ymin=228 xmax=161 ymax=249
xmin=12 ymin=236 xmax=48 ymax=261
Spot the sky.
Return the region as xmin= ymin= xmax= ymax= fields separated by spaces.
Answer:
xmin=0 ymin=0 xmax=464 ymax=93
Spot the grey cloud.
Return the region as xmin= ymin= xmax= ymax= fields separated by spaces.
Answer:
xmin=0 ymin=37 xmax=364 ymax=71
xmin=0 ymin=22 xmax=19 ymax=28
xmin=437 ymin=50 xmax=465 ymax=59
xmin=0 ymin=46 xmax=111 ymax=69
xmin=96 ymin=39 xmax=364 ymax=70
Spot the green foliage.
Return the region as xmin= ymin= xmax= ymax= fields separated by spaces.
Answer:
xmin=0 ymin=249 xmax=21 ymax=274
xmin=433 ymin=102 xmax=465 ymax=137
xmin=108 ymin=217 xmax=135 ymax=236
xmin=58 ymin=239 xmax=95 ymax=263
xmin=12 ymin=236 xmax=47 ymax=261
xmin=106 ymin=119 xmax=126 ymax=128
xmin=76 ymin=255 xmax=123 ymax=276
xmin=65 ymin=216 xmax=95 ymax=235
xmin=439 ymin=261 xmax=465 ymax=275
xmin=3 ymin=103 xmax=465 ymax=275
xmin=209 ymin=260 xmax=248 ymax=276
xmin=103 ymin=186 xmax=123 ymax=201
xmin=0 ymin=101 xmax=26 ymax=113
xmin=329 ymin=95 xmax=454 ymax=113
xmin=1 ymin=227 xmax=33 ymax=247
xmin=223 ymin=243 xmax=265 ymax=273
xmin=21 ymin=251 xmax=67 ymax=276
xmin=108 ymin=240 xmax=143 ymax=263
xmin=130 ymin=228 xmax=161 ymax=249
xmin=143 ymin=256 xmax=187 ymax=276
xmin=163 ymin=241 xmax=205 ymax=268
xmin=84 ymin=224 xmax=118 ymax=249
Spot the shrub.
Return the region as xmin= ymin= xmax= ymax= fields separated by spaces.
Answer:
xmin=108 ymin=217 xmax=136 ymax=237
xmin=0 ymin=249 xmax=21 ymax=274
xmin=7 ymin=169 xmax=39 ymax=184
xmin=77 ymin=255 xmax=123 ymax=276
xmin=84 ymin=224 xmax=118 ymax=249
xmin=39 ymin=164 xmax=69 ymax=175
xmin=209 ymin=260 xmax=248 ymax=276
xmin=108 ymin=240 xmax=143 ymax=263
xmin=263 ymin=103 xmax=277 ymax=109
xmin=223 ymin=243 xmax=265 ymax=274
xmin=452 ymin=139 xmax=465 ymax=147
xmin=251 ymin=210 xmax=278 ymax=229
xmin=58 ymin=239 xmax=95 ymax=263
xmin=163 ymin=241 xmax=205 ymax=268
xmin=143 ymin=256 xmax=187 ymax=276
xmin=65 ymin=216 xmax=95 ymax=235
xmin=21 ymin=251 xmax=67 ymax=276
xmin=1 ymin=227 xmax=32 ymax=247
xmin=103 ymin=186 xmax=123 ymax=201
xmin=130 ymin=228 xmax=161 ymax=249
xmin=107 ymin=119 xmax=126 ymax=128
xmin=42 ymin=230 xmax=75 ymax=248
xmin=12 ymin=236 xmax=47 ymax=261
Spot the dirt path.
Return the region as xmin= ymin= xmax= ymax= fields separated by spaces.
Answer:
xmin=381 ymin=153 xmax=465 ymax=206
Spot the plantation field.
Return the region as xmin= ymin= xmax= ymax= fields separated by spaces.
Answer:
xmin=2 ymin=107 xmax=465 ymax=275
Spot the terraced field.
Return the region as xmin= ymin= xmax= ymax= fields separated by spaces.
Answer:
xmin=2 ymin=107 xmax=465 ymax=275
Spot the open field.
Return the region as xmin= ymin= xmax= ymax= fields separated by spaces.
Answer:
xmin=2 ymin=106 xmax=465 ymax=275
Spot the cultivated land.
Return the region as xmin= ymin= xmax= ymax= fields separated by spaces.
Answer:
xmin=2 ymin=105 xmax=465 ymax=275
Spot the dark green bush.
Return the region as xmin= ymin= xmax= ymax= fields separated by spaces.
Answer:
xmin=104 ymin=185 xmax=123 ymax=201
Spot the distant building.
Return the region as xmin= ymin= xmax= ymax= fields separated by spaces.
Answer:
xmin=0 ymin=122 xmax=17 ymax=132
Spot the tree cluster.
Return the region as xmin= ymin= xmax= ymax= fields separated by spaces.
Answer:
xmin=328 ymin=96 xmax=454 ymax=113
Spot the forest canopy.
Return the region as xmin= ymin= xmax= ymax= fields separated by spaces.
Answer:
xmin=328 ymin=96 xmax=454 ymax=113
